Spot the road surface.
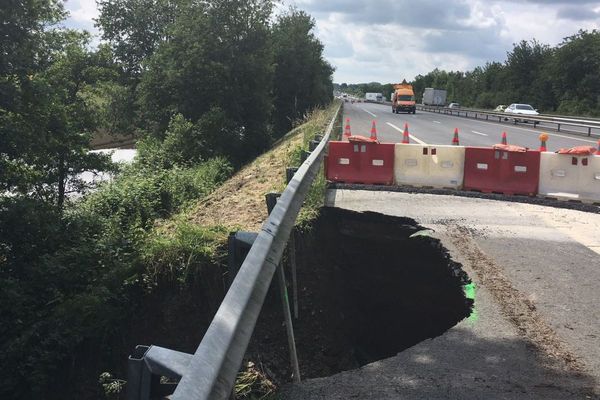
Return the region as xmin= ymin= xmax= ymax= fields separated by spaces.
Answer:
xmin=281 ymin=189 xmax=600 ymax=399
xmin=343 ymin=102 xmax=598 ymax=151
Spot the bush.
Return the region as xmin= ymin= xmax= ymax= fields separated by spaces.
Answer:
xmin=0 ymin=157 xmax=233 ymax=399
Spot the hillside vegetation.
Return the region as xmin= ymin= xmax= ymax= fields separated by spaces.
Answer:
xmin=0 ymin=1 xmax=333 ymax=399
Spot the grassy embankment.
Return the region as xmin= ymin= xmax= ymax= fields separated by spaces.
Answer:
xmin=138 ymin=101 xmax=341 ymax=398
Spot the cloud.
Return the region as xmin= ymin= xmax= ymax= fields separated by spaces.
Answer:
xmin=557 ymin=6 xmax=600 ymax=21
xmin=63 ymin=0 xmax=99 ymax=33
xmin=295 ymin=0 xmax=473 ymax=30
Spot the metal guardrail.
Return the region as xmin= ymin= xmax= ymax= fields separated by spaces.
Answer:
xmin=418 ymin=105 xmax=600 ymax=138
xmin=127 ymin=103 xmax=342 ymax=400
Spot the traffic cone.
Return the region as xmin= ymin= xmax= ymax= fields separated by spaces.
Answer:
xmin=539 ymin=133 xmax=548 ymax=152
xmin=452 ymin=128 xmax=460 ymax=145
xmin=596 ymin=138 xmax=600 ymax=155
xmin=370 ymin=120 xmax=378 ymax=141
xmin=501 ymin=131 xmax=507 ymax=145
xmin=402 ymin=123 xmax=410 ymax=144
xmin=343 ymin=118 xmax=351 ymax=139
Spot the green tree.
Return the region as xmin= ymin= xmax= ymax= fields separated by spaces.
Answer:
xmin=138 ymin=0 xmax=275 ymax=163
xmin=552 ymin=30 xmax=600 ymax=115
xmin=272 ymin=8 xmax=334 ymax=135
xmin=1 ymin=32 xmax=114 ymax=208
xmin=96 ymin=0 xmax=178 ymax=75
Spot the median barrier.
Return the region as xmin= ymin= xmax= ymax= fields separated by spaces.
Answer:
xmin=463 ymin=145 xmax=540 ymax=196
xmin=326 ymin=138 xmax=395 ymax=185
xmin=538 ymin=151 xmax=600 ymax=203
xmin=394 ymin=144 xmax=465 ymax=189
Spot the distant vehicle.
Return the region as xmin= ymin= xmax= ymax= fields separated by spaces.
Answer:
xmin=494 ymin=105 xmax=506 ymax=112
xmin=422 ymin=88 xmax=447 ymax=106
xmin=391 ymin=81 xmax=416 ymax=114
xmin=504 ymin=103 xmax=539 ymax=124
xmin=365 ymin=92 xmax=383 ymax=103
xmin=448 ymin=103 xmax=461 ymax=109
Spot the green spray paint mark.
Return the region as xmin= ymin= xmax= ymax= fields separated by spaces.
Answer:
xmin=463 ymin=282 xmax=479 ymax=323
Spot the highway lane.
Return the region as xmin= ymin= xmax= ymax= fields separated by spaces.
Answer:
xmin=343 ymin=101 xmax=599 ymax=152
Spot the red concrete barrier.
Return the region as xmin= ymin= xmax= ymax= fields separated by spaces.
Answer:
xmin=463 ymin=146 xmax=540 ymax=196
xmin=326 ymin=141 xmax=395 ymax=185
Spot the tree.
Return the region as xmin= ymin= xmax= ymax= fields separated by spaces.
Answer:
xmin=96 ymin=0 xmax=178 ymax=75
xmin=1 ymin=32 xmax=114 ymax=208
xmin=271 ymin=8 xmax=333 ymax=135
xmin=138 ymin=0 xmax=275 ymax=163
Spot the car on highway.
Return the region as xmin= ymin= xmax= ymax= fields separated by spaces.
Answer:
xmin=448 ymin=102 xmax=461 ymax=109
xmin=494 ymin=105 xmax=506 ymax=112
xmin=504 ymin=103 xmax=539 ymax=125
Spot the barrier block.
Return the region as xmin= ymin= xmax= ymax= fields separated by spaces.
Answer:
xmin=539 ymin=153 xmax=600 ymax=203
xmin=463 ymin=147 xmax=540 ymax=196
xmin=326 ymin=141 xmax=395 ymax=185
xmin=394 ymin=144 xmax=465 ymax=189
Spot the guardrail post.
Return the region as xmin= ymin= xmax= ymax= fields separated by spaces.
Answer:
xmin=300 ymin=150 xmax=310 ymax=163
xmin=284 ymin=169 xmax=300 ymax=320
xmin=227 ymin=232 xmax=258 ymax=288
xmin=557 ymin=123 xmax=561 ymax=132
xmin=589 ymin=127 xmax=592 ymax=137
xmin=286 ymin=167 xmax=298 ymax=184
xmin=265 ymin=193 xmax=301 ymax=383
xmin=309 ymin=140 xmax=319 ymax=151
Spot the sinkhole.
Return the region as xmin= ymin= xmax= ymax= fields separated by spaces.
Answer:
xmin=251 ymin=207 xmax=474 ymax=380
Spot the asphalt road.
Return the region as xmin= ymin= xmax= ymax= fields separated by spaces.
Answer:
xmin=343 ymin=101 xmax=599 ymax=152
xmin=282 ymin=190 xmax=600 ymax=399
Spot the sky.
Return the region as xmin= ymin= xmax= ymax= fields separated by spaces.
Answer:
xmin=63 ymin=0 xmax=600 ymax=83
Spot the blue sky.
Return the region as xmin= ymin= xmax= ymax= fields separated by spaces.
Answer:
xmin=63 ymin=0 xmax=600 ymax=83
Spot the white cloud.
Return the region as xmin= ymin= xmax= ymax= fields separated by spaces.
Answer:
xmin=63 ymin=0 xmax=99 ymax=33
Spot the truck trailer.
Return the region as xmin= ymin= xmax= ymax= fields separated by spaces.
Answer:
xmin=422 ymin=88 xmax=447 ymax=106
xmin=365 ymin=92 xmax=383 ymax=103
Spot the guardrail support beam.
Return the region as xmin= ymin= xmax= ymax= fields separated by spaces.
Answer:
xmin=265 ymin=192 xmax=301 ymax=382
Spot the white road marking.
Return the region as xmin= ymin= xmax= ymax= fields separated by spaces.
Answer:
xmin=433 ymin=120 xmax=441 ymax=124
xmin=362 ymin=108 xmax=377 ymax=118
xmin=386 ymin=122 xmax=427 ymax=145
xmin=422 ymin=112 xmax=597 ymax=143
xmin=471 ymin=130 xmax=488 ymax=136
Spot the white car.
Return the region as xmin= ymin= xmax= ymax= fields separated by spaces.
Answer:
xmin=504 ymin=103 xmax=539 ymax=124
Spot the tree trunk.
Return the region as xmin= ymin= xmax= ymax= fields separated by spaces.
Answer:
xmin=57 ymin=152 xmax=65 ymax=210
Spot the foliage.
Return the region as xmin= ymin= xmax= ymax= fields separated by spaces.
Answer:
xmin=1 ymin=0 xmax=333 ymax=398
xmin=0 ymin=157 xmax=232 ymax=399
xmin=1 ymin=31 xmax=117 ymax=208
xmin=141 ymin=218 xmax=229 ymax=287
xmin=272 ymin=8 xmax=334 ymax=136
xmin=137 ymin=0 xmax=275 ymax=163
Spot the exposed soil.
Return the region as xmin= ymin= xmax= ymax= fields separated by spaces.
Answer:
xmin=248 ymin=207 xmax=473 ymax=383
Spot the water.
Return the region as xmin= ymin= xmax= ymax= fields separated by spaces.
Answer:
xmin=79 ymin=148 xmax=137 ymax=185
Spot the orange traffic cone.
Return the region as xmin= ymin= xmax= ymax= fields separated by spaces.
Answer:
xmin=343 ymin=118 xmax=351 ymax=139
xmin=539 ymin=133 xmax=548 ymax=152
xmin=370 ymin=120 xmax=378 ymax=141
xmin=452 ymin=128 xmax=460 ymax=145
xmin=501 ymin=131 xmax=507 ymax=145
xmin=596 ymin=138 xmax=600 ymax=155
xmin=402 ymin=123 xmax=410 ymax=144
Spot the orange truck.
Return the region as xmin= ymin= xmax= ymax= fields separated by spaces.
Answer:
xmin=391 ymin=82 xmax=416 ymax=114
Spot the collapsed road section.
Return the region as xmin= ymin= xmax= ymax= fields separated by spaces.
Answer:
xmin=250 ymin=207 xmax=473 ymax=382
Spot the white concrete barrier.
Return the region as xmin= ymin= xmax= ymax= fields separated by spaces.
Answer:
xmin=539 ymin=152 xmax=600 ymax=203
xmin=394 ymin=144 xmax=465 ymax=189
